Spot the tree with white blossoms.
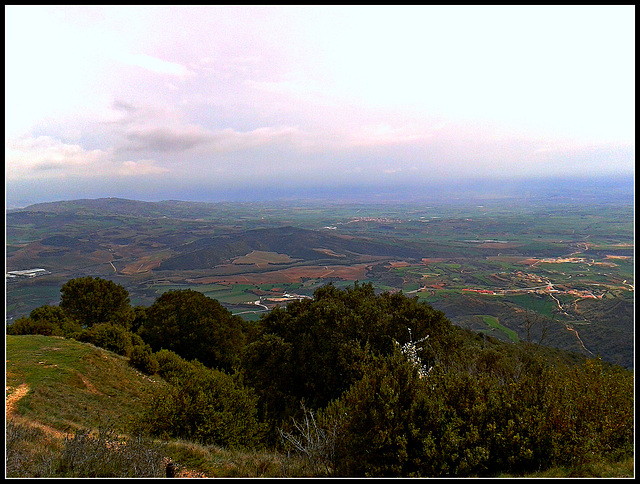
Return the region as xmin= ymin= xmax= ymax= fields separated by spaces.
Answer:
xmin=398 ymin=328 xmax=432 ymax=379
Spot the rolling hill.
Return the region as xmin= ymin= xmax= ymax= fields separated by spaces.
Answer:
xmin=6 ymin=197 xmax=634 ymax=370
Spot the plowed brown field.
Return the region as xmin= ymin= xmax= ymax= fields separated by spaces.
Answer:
xmin=189 ymin=264 xmax=370 ymax=284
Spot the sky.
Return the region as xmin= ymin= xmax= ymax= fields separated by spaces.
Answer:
xmin=5 ymin=5 xmax=635 ymax=208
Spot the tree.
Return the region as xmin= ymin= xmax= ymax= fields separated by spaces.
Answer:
xmin=139 ymin=289 xmax=246 ymax=371
xmin=241 ymin=282 xmax=458 ymax=426
xmin=59 ymin=277 xmax=134 ymax=328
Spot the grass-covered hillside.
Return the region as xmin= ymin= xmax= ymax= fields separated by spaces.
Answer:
xmin=6 ymin=335 xmax=161 ymax=431
xmin=5 ymin=335 xmax=309 ymax=477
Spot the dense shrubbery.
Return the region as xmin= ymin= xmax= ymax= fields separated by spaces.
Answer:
xmin=127 ymin=344 xmax=159 ymax=375
xmin=7 ymin=305 xmax=82 ymax=337
xmin=241 ymin=282 xmax=461 ymax=427
xmin=137 ymin=350 xmax=266 ymax=448
xmin=7 ymin=277 xmax=634 ymax=476
xmin=318 ymin=340 xmax=634 ymax=477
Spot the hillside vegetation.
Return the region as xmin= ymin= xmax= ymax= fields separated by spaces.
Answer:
xmin=6 ymin=277 xmax=634 ymax=477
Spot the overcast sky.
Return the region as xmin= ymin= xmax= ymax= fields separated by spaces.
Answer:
xmin=5 ymin=5 xmax=635 ymax=207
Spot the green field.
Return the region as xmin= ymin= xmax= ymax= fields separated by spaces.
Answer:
xmin=478 ymin=315 xmax=519 ymax=343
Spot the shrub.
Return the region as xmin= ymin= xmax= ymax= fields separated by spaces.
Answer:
xmin=538 ymin=357 xmax=634 ymax=467
xmin=6 ymin=305 xmax=81 ymax=337
xmin=154 ymin=349 xmax=196 ymax=384
xmin=77 ymin=323 xmax=136 ymax=357
xmin=138 ymin=356 xmax=266 ymax=448
xmin=279 ymin=403 xmax=339 ymax=476
xmin=7 ymin=316 xmax=60 ymax=336
xmin=128 ymin=345 xmax=159 ymax=375
xmin=320 ymin=344 xmax=423 ymax=477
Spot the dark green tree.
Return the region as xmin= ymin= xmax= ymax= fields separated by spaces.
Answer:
xmin=59 ymin=277 xmax=134 ymax=328
xmin=139 ymin=289 xmax=246 ymax=371
xmin=130 ymin=305 xmax=149 ymax=334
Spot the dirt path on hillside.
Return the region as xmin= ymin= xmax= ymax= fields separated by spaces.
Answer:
xmin=6 ymin=383 xmax=71 ymax=440
xmin=6 ymin=383 xmax=208 ymax=477
xmin=6 ymin=383 xmax=30 ymax=418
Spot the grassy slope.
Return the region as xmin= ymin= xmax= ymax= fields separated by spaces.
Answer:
xmin=4 ymin=335 xmax=297 ymax=477
xmin=6 ymin=335 xmax=164 ymax=434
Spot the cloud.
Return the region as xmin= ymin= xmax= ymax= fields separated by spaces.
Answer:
xmin=6 ymin=136 xmax=106 ymax=179
xmin=107 ymin=100 xmax=312 ymax=155
xmin=117 ymin=160 xmax=170 ymax=176
xmin=5 ymin=136 xmax=169 ymax=180
xmin=118 ymin=122 xmax=309 ymax=155
xmin=344 ymin=123 xmax=435 ymax=148
xmin=113 ymin=51 xmax=194 ymax=77
xmin=207 ymin=126 xmax=307 ymax=153
xmin=246 ymin=73 xmax=324 ymax=99
xmin=123 ymin=126 xmax=213 ymax=153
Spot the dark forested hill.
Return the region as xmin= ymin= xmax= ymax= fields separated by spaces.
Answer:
xmin=157 ymin=226 xmax=427 ymax=270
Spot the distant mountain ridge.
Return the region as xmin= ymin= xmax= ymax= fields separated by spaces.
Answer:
xmin=7 ymin=174 xmax=634 ymax=212
xmin=7 ymin=198 xmax=215 ymax=219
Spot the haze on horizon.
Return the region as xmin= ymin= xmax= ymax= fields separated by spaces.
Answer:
xmin=5 ymin=5 xmax=635 ymax=209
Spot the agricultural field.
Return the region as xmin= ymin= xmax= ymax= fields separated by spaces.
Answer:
xmin=6 ymin=195 xmax=634 ymax=368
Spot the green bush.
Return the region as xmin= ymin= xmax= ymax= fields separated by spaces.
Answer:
xmin=7 ymin=316 xmax=60 ymax=337
xmin=320 ymin=344 xmax=425 ymax=476
xmin=241 ymin=282 xmax=458 ymax=425
xmin=319 ymin=340 xmax=634 ymax=477
xmin=154 ymin=349 xmax=195 ymax=384
xmin=538 ymin=357 xmax=634 ymax=467
xmin=7 ymin=305 xmax=81 ymax=337
xmin=77 ymin=323 xmax=136 ymax=357
xmin=128 ymin=345 xmax=159 ymax=375
xmin=138 ymin=356 xmax=266 ymax=449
